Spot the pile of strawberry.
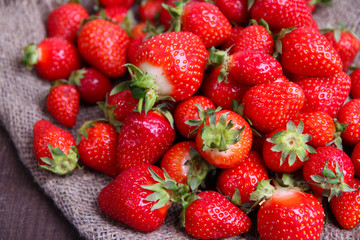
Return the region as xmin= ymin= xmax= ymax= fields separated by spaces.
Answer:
xmin=23 ymin=0 xmax=360 ymax=239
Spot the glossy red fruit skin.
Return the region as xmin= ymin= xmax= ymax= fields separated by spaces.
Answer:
xmin=351 ymin=142 xmax=360 ymax=178
xmin=98 ymin=164 xmax=170 ymax=232
xmin=184 ymin=191 xmax=251 ymax=239
xmin=106 ymin=89 xmax=139 ymax=122
xmin=77 ymin=19 xmax=130 ymax=78
xmin=117 ymin=110 xmax=176 ymax=172
xmin=77 ymin=122 xmax=119 ymax=178
xmin=220 ymin=26 xmax=244 ymax=51
xmin=337 ymin=99 xmax=360 ymax=146
xmin=46 ymin=84 xmax=79 ymax=128
xmin=257 ymin=189 xmax=324 ymax=240
xmin=46 ymin=3 xmax=89 ymax=43
xmin=139 ymin=0 xmax=164 ymax=23
xmin=350 ymin=68 xmax=360 ymax=99
xmin=303 ymin=146 xmax=355 ymax=195
xmin=216 ymin=151 xmax=268 ymax=204
xmin=174 ymin=95 xmax=216 ymax=139
xmin=97 ymin=6 xmax=128 ymax=25
xmin=98 ymin=0 xmax=135 ymax=9
xmin=215 ymin=0 xmax=249 ymax=26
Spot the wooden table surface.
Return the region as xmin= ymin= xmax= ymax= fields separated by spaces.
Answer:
xmin=0 ymin=124 xmax=83 ymax=240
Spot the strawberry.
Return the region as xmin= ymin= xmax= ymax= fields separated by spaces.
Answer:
xmin=330 ymin=178 xmax=360 ymax=229
xmin=98 ymin=0 xmax=135 ymax=9
xmin=174 ymin=95 xmax=216 ymax=139
xmin=116 ymin=107 xmax=176 ymax=172
xmin=69 ymin=68 xmax=112 ymax=105
xmin=302 ymin=146 xmax=354 ymax=197
xmin=249 ymin=0 xmax=314 ymax=32
xmin=280 ymin=27 xmax=343 ymax=77
xmin=201 ymin=67 xmax=250 ymax=110
xmin=337 ymin=99 xmax=360 ymax=146
xmin=77 ymin=120 xmax=119 ymax=178
xmin=163 ymin=1 xmax=232 ymax=48
xmin=351 ymin=142 xmax=360 ymax=178
xmin=323 ymin=24 xmax=360 ymax=73
xmin=183 ymin=190 xmax=251 ymax=239
xmin=96 ymin=6 xmax=128 ymax=26
xmin=98 ymin=164 xmax=170 ymax=232
xmin=216 ymin=151 xmax=269 ymax=205
xmin=195 ymin=110 xmax=252 ymax=168
xmin=33 ymin=119 xmax=80 ymax=175
xmin=139 ymin=0 xmax=164 ymax=23
xmin=21 ymin=37 xmax=82 ymax=81
xmin=77 ymin=18 xmax=130 ymax=78
xmin=350 ymin=68 xmax=360 ymax=99
xmin=262 ymin=120 xmax=316 ymax=173
xmin=215 ymin=0 xmax=249 ymax=26
xmin=220 ymin=26 xmax=244 ymax=51
xmin=251 ymin=180 xmax=325 ymax=240
xmin=46 ymin=2 xmax=89 ymax=43
xmin=242 ymin=80 xmax=305 ymax=133
xmin=295 ymin=71 xmax=351 ymax=118
xmin=46 ymin=80 xmax=79 ymax=128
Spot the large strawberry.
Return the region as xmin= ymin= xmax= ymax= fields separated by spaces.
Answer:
xmin=195 ymin=109 xmax=252 ymax=168
xmin=21 ymin=37 xmax=82 ymax=81
xmin=250 ymin=180 xmax=325 ymax=240
xmin=337 ymin=99 xmax=360 ymax=146
xmin=33 ymin=119 xmax=80 ymax=175
xmin=77 ymin=18 xmax=130 ymax=78
xmin=350 ymin=68 xmax=360 ymax=99
xmin=280 ymin=27 xmax=343 ymax=77
xmin=46 ymin=80 xmax=79 ymax=128
xmin=183 ymin=190 xmax=251 ymax=239
xmin=77 ymin=120 xmax=119 ymax=178
xmin=46 ymin=1 xmax=89 ymax=43
xmin=242 ymin=79 xmax=305 ymax=133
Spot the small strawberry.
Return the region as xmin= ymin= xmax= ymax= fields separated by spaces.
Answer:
xmin=250 ymin=180 xmax=325 ymax=240
xmin=183 ymin=190 xmax=251 ymax=239
xmin=351 ymin=142 xmax=360 ymax=178
xmin=279 ymin=27 xmax=343 ymax=77
xmin=350 ymin=68 xmax=360 ymax=99
xmin=77 ymin=120 xmax=119 ymax=177
xmin=220 ymin=26 xmax=244 ymax=51
xmin=174 ymin=95 xmax=216 ymax=139
xmin=69 ymin=68 xmax=112 ymax=105
xmin=216 ymin=151 xmax=269 ymax=205
xmin=77 ymin=18 xmax=130 ymax=78
xmin=98 ymin=0 xmax=135 ymax=9
xmin=116 ymin=107 xmax=176 ymax=172
xmin=21 ymin=37 xmax=82 ymax=81
xmin=295 ymin=71 xmax=351 ymax=118
xmin=195 ymin=110 xmax=252 ymax=168
xmin=337 ymin=99 xmax=360 ymax=146
xmin=242 ymin=80 xmax=305 ymax=133
xmin=215 ymin=0 xmax=249 ymax=26
xmin=96 ymin=6 xmax=128 ymax=26
xmin=46 ymin=1 xmax=89 ymax=43
xmin=139 ymin=0 xmax=164 ymax=23
xmin=46 ymin=80 xmax=80 ymax=128
xmin=33 ymin=119 xmax=80 ymax=175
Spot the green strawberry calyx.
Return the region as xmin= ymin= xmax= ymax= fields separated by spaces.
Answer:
xmin=76 ymin=119 xmax=108 ymax=144
xmin=21 ymin=44 xmax=40 ymax=70
xmin=68 ymin=68 xmax=87 ymax=87
xmin=162 ymin=0 xmax=188 ymax=32
xmin=208 ymin=47 xmax=231 ymax=83
xmin=40 ymin=143 xmax=81 ymax=175
xmin=97 ymin=95 xmax=123 ymax=132
xmin=266 ymin=120 xmax=316 ymax=167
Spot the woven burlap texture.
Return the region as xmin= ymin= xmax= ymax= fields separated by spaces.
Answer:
xmin=1 ymin=0 xmax=360 ymax=239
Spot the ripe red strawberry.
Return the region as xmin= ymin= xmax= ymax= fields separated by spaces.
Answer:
xmin=117 ymin=108 xmax=176 ymax=172
xmin=21 ymin=37 xmax=82 ymax=81
xmin=337 ymin=99 xmax=360 ymax=146
xmin=262 ymin=120 xmax=316 ymax=173
xmin=303 ymin=146 xmax=354 ymax=197
xmin=139 ymin=0 xmax=164 ymax=23
xmin=250 ymin=0 xmax=314 ymax=32
xmin=96 ymin=6 xmax=128 ymax=26
xmin=174 ymin=95 xmax=216 ymax=139
xmin=295 ymin=71 xmax=351 ymax=118
xmin=46 ymin=2 xmax=89 ymax=43
xmin=330 ymin=178 xmax=360 ymax=229
xmin=215 ymin=0 xmax=249 ymax=26
xmin=251 ymin=180 xmax=325 ymax=240
xmin=220 ymin=26 xmax=244 ymax=51
xmin=184 ymin=190 xmax=251 ymax=239
xmin=280 ymin=27 xmax=343 ymax=77
xmin=164 ymin=1 xmax=232 ymax=48
xmin=46 ymin=80 xmax=79 ymax=128
xmin=351 ymin=142 xmax=360 ymax=178
xmin=242 ymin=80 xmax=305 ymax=133
xmin=350 ymin=68 xmax=360 ymax=99
xmin=323 ymin=25 xmax=360 ymax=72
xmin=69 ymin=68 xmax=112 ymax=105
xmin=77 ymin=18 xmax=130 ymax=78
xmin=195 ymin=110 xmax=252 ymax=168
xmin=291 ymin=111 xmax=340 ymax=148
xmin=33 ymin=119 xmax=79 ymax=174
xmin=201 ymin=67 xmax=250 ymax=110
xmin=98 ymin=164 xmax=170 ymax=232
xmin=231 ymin=24 xmax=274 ymax=55
xmin=98 ymin=0 xmax=135 ymax=9
xmin=77 ymin=120 xmax=119 ymax=178
xmin=216 ymin=151 xmax=269 ymax=205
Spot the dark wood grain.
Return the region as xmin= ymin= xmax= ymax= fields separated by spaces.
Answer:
xmin=0 ymin=124 xmax=83 ymax=240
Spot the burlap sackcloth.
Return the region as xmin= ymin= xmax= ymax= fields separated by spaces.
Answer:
xmin=1 ymin=0 xmax=360 ymax=239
